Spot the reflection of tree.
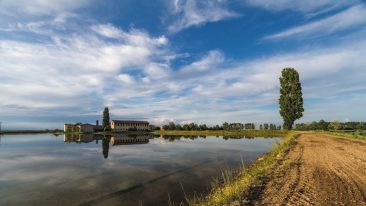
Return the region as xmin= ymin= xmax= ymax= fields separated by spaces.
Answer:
xmin=223 ymin=136 xmax=255 ymax=140
xmin=159 ymin=135 xmax=211 ymax=142
xmin=102 ymin=135 xmax=111 ymax=159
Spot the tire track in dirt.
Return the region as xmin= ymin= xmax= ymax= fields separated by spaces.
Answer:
xmin=251 ymin=133 xmax=366 ymax=206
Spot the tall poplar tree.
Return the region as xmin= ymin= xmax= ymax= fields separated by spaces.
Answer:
xmin=279 ymin=68 xmax=304 ymax=130
xmin=102 ymin=107 xmax=110 ymax=131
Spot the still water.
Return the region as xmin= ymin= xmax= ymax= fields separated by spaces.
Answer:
xmin=0 ymin=133 xmax=280 ymax=206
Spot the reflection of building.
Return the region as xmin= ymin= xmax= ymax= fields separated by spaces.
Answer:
xmin=64 ymin=121 xmax=102 ymax=133
xmin=64 ymin=133 xmax=103 ymax=143
xmin=63 ymin=134 xmax=154 ymax=159
xmin=110 ymin=133 xmax=153 ymax=145
xmin=111 ymin=120 xmax=149 ymax=131
xmin=64 ymin=133 xmax=110 ymax=159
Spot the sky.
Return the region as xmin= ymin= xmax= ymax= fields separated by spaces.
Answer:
xmin=1 ymin=0 xmax=366 ymax=129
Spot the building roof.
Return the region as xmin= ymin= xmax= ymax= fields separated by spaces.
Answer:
xmin=64 ymin=123 xmax=95 ymax=126
xmin=111 ymin=120 xmax=149 ymax=124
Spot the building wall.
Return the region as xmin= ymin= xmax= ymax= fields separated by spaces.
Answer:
xmin=64 ymin=124 xmax=96 ymax=133
xmin=64 ymin=124 xmax=78 ymax=133
xmin=111 ymin=121 xmax=149 ymax=131
xmin=79 ymin=124 xmax=94 ymax=133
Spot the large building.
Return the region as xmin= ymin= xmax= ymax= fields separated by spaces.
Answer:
xmin=111 ymin=120 xmax=149 ymax=131
xmin=64 ymin=122 xmax=102 ymax=133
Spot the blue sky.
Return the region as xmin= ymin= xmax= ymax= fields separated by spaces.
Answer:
xmin=1 ymin=0 xmax=366 ymax=129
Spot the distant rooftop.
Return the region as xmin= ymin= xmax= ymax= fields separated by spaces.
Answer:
xmin=64 ymin=123 xmax=94 ymax=126
xmin=111 ymin=120 xmax=149 ymax=123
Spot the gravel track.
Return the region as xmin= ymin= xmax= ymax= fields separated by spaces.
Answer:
xmin=252 ymin=133 xmax=366 ymax=206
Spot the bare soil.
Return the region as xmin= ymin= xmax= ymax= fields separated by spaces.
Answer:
xmin=250 ymin=133 xmax=366 ymax=206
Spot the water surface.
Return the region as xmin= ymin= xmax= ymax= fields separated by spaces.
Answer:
xmin=0 ymin=133 xmax=280 ymax=206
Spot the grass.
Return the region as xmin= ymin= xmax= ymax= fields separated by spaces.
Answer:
xmin=186 ymin=131 xmax=297 ymax=206
xmin=153 ymin=130 xmax=287 ymax=138
xmin=315 ymin=130 xmax=366 ymax=140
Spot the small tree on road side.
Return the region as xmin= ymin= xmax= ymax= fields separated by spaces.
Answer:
xmin=279 ymin=68 xmax=304 ymax=130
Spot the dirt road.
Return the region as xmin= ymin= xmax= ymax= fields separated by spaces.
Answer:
xmin=251 ymin=133 xmax=366 ymax=206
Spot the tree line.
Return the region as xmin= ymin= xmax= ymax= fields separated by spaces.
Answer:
xmin=159 ymin=122 xmax=281 ymax=131
xmin=295 ymin=120 xmax=366 ymax=131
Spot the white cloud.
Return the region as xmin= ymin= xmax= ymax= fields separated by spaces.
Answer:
xmin=180 ymin=50 xmax=225 ymax=72
xmin=0 ymin=0 xmax=91 ymax=16
xmin=245 ymin=0 xmax=358 ymax=13
xmin=91 ymin=24 xmax=168 ymax=47
xmin=168 ymin=0 xmax=239 ymax=33
xmin=0 ymin=23 xmax=170 ymax=116
xmin=116 ymin=74 xmax=135 ymax=84
xmin=144 ymin=63 xmax=170 ymax=79
xmin=266 ymin=5 xmax=366 ymax=40
xmin=91 ymin=24 xmax=124 ymax=39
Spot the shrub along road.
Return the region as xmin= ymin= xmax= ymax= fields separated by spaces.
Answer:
xmin=249 ymin=133 xmax=366 ymax=205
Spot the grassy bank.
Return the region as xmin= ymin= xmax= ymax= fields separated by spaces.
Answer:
xmin=315 ymin=130 xmax=366 ymax=140
xmin=187 ymin=132 xmax=297 ymax=206
xmin=153 ymin=130 xmax=287 ymax=137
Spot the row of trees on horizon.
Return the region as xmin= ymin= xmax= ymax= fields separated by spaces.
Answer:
xmin=295 ymin=120 xmax=366 ymax=131
xmin=158 ymin=120 xmax=366 ymax=131
xmin=159 ymin=122 xmax=282 ymax=131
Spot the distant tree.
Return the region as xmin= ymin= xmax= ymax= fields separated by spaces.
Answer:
xmin=102 ymin=107 xmax=110 ymax=131
xmin=279 ymin=68 xmax=304 ymax=130
xmin=168 ymin=122 xmax=176 ymax=130
xmin=329 ymin=120 xmax=341 ymax=131
xmin=199 ymin=124 xmax=208 ymax=130
xmin=214 ymin=125 xmax=222 ymax=130
xmin=309 ymin=121 xmax=318 ymax=130
xmin=270 ymin=124 xmax=277 ymax=130
xmin=230 ymin=123 xmax=243 ymax=130
xmin=318 ymin=119 xmax=329 ymax=131
xmin=188 ymin=123 xmax=198 ymax=130
xmin=244 ymin=123 xmax=250 ymax=130
xmin=175 ymin=124 xmax=182 ymax=130
xmin=264 ymin=123 xmax=269 ymax=130
xmin=245 ymin=123 xmax=255 ymax=130
xmin=259 ymin=124 xmax=263 ymax=130
xmin=223 ymin=122 xmax=229 ymax=130
xmin=183 ymin=124 xmax=189 ymax=130
xmin=162 ymin=125 xmax=169 ymax=130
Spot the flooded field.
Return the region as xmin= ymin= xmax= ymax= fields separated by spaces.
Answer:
xmin=0 ymin=133 xmax=280 ymax=206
